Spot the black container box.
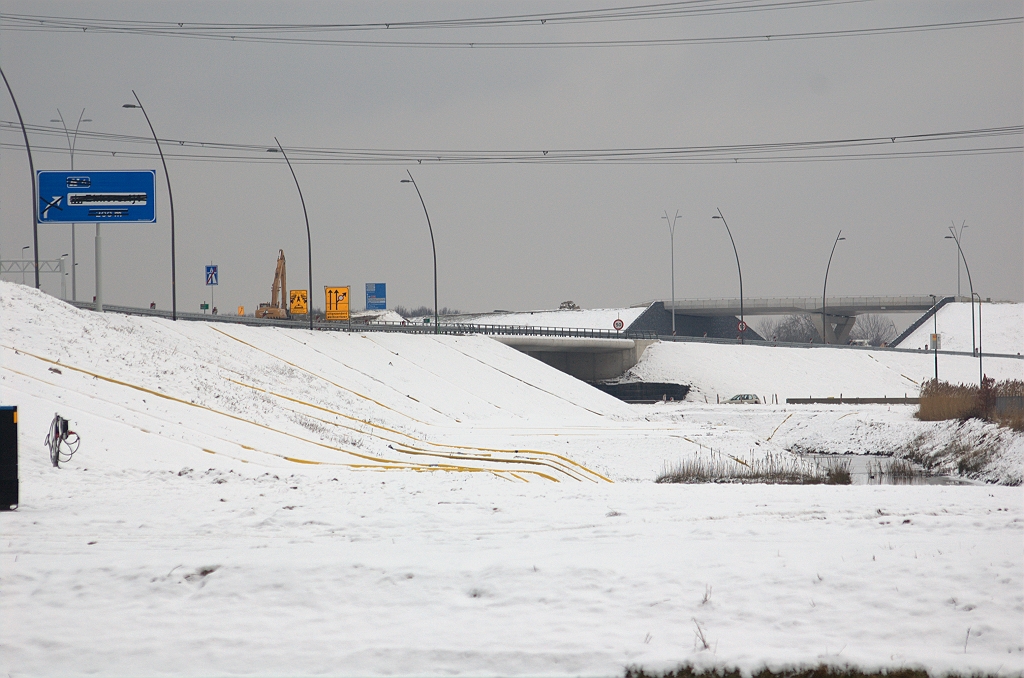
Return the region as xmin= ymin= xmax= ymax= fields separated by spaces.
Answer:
xmin=0 ymin=405 xmax=18 ymax=510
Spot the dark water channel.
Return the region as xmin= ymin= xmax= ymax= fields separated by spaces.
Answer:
xmin=798 ymin=454 xmax=971 ymax=486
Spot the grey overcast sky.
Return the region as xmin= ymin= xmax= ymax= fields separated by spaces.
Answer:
xmin=1 ymin=0 xmax=1021 ymax=316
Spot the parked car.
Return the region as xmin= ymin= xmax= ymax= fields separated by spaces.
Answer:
xmin=725 ymin=394 xmax=762 ymax=404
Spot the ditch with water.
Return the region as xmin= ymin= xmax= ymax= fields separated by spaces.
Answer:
xmin=797 ymin=454 xmax=973 ymax=485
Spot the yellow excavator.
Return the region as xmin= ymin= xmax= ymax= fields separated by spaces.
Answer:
xmin=255 ymin=250 xmax=289 ymax=319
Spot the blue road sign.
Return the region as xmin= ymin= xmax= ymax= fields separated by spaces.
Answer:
xmin=36 ymin=170 xmax=156 ymax=223
xmin=205 ymin=265 xmax=219 ymax=286
xmin=366 ymin=282 xmax=386 ymax=310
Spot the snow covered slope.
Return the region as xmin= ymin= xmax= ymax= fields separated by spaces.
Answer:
xmin=0 ymin=282 xmax=769 ymax=482
xmin=900 ymin=301 xmax=1023 ymax=355
xmin=625 ymin=340 xmax=1023 ymax=404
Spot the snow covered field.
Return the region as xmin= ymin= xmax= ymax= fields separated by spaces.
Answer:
xmin=624 ymin=340 xmax=1022 ymax=405
xmin=1 ymin=281 xmax=1022 ymax=676
xmin=900 ymin=302 xmax=1024 ymax=356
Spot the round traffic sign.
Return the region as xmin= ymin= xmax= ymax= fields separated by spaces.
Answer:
xmin=737 ymin=320 xmax=747 ymax=332
xmin=613 ymin=318 xmax=624 ymax=331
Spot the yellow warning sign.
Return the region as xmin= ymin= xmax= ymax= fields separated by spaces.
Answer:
xmin=289 ymin=290 xmax=308 ymax=315
xmin=237 ymin=305 xmax=245 ymax=316
xmin=325 ymin=286 xmax=350 ymax=321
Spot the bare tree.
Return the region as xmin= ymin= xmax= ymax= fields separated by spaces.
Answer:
xmin=394 ymin=305 xmax=461 ymax=319
xmin=849 ymin=314 xmax=897 ymax=346
xmin=756 ymin=314 xmax=819 ymax=343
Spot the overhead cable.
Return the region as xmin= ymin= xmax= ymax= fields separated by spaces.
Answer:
xmin=1 ymin=13 xmax=1018 ymax=48
xmin=2 ymin=122 xmax=1019 ymax=165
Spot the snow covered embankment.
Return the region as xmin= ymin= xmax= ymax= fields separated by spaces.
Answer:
xmin=0 ymin=281 xmax=776 ymax=483
xmin=625 ymin=341 xmax=1024 ymax=484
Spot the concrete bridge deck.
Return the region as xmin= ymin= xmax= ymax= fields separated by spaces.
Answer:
xmin=646 ymin=296 xmax=954 ymax=317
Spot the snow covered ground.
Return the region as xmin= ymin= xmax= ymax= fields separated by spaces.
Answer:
xmin=3 ymin=463 xmax=1021 ymax=676
xmin=899 ymin=302 xmax=1024 ymax=356
xmin=1 ymin=281 xmax=1022 ymax=676
xmin=624 ymin=340 xmax=1023 ymax=405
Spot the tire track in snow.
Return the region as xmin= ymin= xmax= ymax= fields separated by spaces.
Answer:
xmin=2 ymin=345 xmax=602 ymax=482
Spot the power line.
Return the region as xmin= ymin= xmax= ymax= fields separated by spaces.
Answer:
xmin=1 ymin=12 xmax=1018 ymax=48
xmin=5 ymin=141 xmax=1017 ymax=165
xmin=3 ymin=122 xmax=1019 ymax=165
xmin=0 ymin=2 xmax=881 ymax=34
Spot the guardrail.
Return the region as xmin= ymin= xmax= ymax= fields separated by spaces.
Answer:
xmin=786 ymin=397 xmax=920 ymax=405
xmin=66 ymin=300 xmax=1022 ymax=359
xmin=67 ymin=301 xmax=658 ymax=340
xmin=653 ymin=295 xmax=941 ymax=314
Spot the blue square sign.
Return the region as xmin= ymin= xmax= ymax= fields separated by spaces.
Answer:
xmin=37 ymin=170 xmax=156 ymax=223
xmin=365 ymin=283 xmax=386 ymax=310
xmin=205 ymin=265 xmax=219 ymax=286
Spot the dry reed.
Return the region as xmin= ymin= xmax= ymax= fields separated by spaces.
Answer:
xmin=917 ymin=378 xmax=1024 ymax=431
xmin=657 ymin=451 xmax=851 ymax=485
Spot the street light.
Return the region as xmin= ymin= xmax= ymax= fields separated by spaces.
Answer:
xmin=929 ymin=293 xmax=938 ymax=381
xmin=1 ymin=66 xmax=39 ymax=289
xmin=950 ymin=220 xmax=968 ymax=298
xmin=712 ymin=208 xmax=744 ymax=343
xmin=20 ymin=246 xmax=29 ymax=284
xmin=51 ymin=109 xmax=91 ymax=302
xmin=661 ymin=210 xmax=681 ymax=335
xmin=972 ymin=292 xmax=983 ymax=389
xmin=401 ymin=171 xmax=439 ymax=334
xmin=267 ymin=139 xmax=314 ymax=331
xmin=123 ymin=92 xmax=176 ymax=320
xmin=821 ymin=230 xmax=846 ymax=344
xmin=945 ymin=229 xmax=975 ymax=356
xmin=59 ymin=253 xmax=69 ymax=300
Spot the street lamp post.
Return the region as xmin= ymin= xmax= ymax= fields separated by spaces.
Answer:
xmin=821 ymin=230 xmax=846 ymax=344
xmin=51 ymin=109 xmax=91 ymax=302
xmin=60 ymin=253 xmax=69 ymax=300
xmin=662 ymin=210 xmax=681 ymax=335
xmin=973 ymin=292 xmax=983 ymax=388
xmin=945 ymin=229 xmax=975 ymax=356
xmin=267 ymin=139 xmax=314 ymax=331
xmin=401 ymin=171 xmax=439 ymax=334
xmin=951 ymin=220 xmax=967 ymax=298
xmin=20 ymin=246 xmax=29 ymax=284
xmin=123 ymin=92 xmax=176 ymax=320
xmin=712 ymin=208 xmax=744 ymax=343
xmin=0 ymin=66 xmax=39 ymax=289
xmin=929 ymin=293 xmax=938 ymax=381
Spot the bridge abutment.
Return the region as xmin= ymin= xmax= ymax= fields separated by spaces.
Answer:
xmin=490 ymin=336 xmax=657 ymax=382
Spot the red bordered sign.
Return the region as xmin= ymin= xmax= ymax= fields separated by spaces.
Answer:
xmin=737 ymin=321 xmax=747 ymax=332
xmin=613 ymin=318 xmax=624 ymax=331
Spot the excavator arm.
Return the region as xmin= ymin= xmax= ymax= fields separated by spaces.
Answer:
xmin=255 ymin=250 xmax=289 ymax=319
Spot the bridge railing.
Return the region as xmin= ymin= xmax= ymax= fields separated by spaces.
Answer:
xmin=660 ymin=295 xmax=939 ymax=313
xmin=67 ymin=301 xmax=658 ymax=339
xmin=62 ymin=300 xmax=1020 ymax=359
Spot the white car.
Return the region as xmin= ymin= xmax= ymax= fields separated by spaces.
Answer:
xmin=725 ymin=394 xmax=762 ymax=404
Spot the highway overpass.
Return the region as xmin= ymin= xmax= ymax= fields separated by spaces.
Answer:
xmin=638 ymin=296 xmax=956 ymax=344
